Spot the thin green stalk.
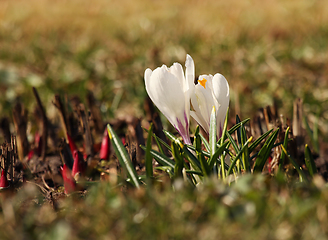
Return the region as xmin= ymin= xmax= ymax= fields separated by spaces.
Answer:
xmin=220 ymin=108 xmax=229 ymax=181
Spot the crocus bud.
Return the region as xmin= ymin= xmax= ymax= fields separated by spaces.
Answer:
xmin=121 ymin=136 xmax=126 ymax=145
xmin=66 ymin=133 xmax=78 ymax=154
xmin=27 ymin=150 xmax=35 ymax=162
xmin=0 ymin=170 xmax=9 ymax=189
xmin=60 ymin=164 xmax=76 ymax=194
xmin=99 ymin=129 xmax=111 ymax=160
xmin=35 ymin=131 xmax=42 ymax=156
xmin=72 ymin=150 xmax=85 ymax=180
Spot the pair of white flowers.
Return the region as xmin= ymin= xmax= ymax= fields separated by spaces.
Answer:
xmin=145 ymin=54 xmax=229 ymax=145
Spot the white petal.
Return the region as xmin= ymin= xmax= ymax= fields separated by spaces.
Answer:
xmin=169 ymin=63 xmax=185 ymax=91
xmin=212 ymin=73 xmax=230 ymax=127
xmin=190 ymin=111 xmax=208 ymax=133
xmin=199 ymin=86 xmax=215 ymax=124
xmin=145 ymin=66 xmax=186 ymax=126
xmin=185 ymin=54 xmax=195 ymax=94
xmin=212 ymin=74 xmax=229 ymax=102
xmin=190 ymin=88 xmax=204 ymax=130
xmin=190 ymin=85 xmax=215 ymax=132
xmin=144 ymin=68 xmax=153 ymax=87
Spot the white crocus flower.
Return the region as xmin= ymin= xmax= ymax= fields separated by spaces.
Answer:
xmin=144 ymin=55 xmax=195 ymax=144
xmin=190 ymin=72 xmax=230 ymax=137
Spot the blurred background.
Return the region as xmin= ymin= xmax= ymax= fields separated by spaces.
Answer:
xmin=0 ymin=0 xmax=327 ymax=139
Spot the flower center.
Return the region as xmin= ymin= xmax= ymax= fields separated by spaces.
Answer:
xmin=198 ymin=78 xmax=207 ymax=89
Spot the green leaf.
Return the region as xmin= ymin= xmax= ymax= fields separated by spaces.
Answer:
xmin=226 ymin=131 xmax=240 ymax=153
xmin=304 ymin=144 xmax=317 ymax=177
xmin=163 ymin=129 xmax=181 ymax=143
xmin=199 ymin=133 xmax=210 ymax=152
xmin=143 ymin=127 xmax=171 ymax=153
xmin=172 ymin=141 xmax=184 ymax=179
xmin=216 ymin=117 xmax=250 ymax=148
xmin=185 ymin=170 xmax=204 ymax=176
xmin=154 ymin=166 xmax=174 ymax=177
xmin=281 ymin=145 xmax=308 ymax=183
xmin=304 ymin=115 xmax=320 ymax=153
xmin=235 ymin=115 xmax=242 ymax=147
xmin=185 ymin=144 xmax=230 ymax=170
xmin=145 ymin=123 xmax=154 ymax=179
xmin=278 ymin=127 xmax=290 ymax=172
xmin=234 ymin=115 xmax=250 ymax=172
xmin=249 ymin=129 xmax=273 ymax=153
xmin=219 ymin=108 xmax=229 ymax=180
xmin=253 ymin=129 xmax=279 ymax=173
xmin=227 ymin=137 xmax=253 ymax=175
xmin=154 ymin=135 xmax=165 ymax=155
xmin=222 ymin=118 xmax=250 ymax=139
xmin=182 ymin=145 xmax=202 ymax=172
xmin=208 ymin=141 xmax=230 ymax=170
xmin=195 ymin=127 xmax=211 ymax=177
xmin=245 ymin=139 xmax=285 ymax=162
xmin=225 ymin=131 xmax=242 ymax=172
xmin=107 ymin=124 xmax=140 ymax=188
xmin=240 ymin=122 xmax=250 ymax=172
xmin=140 ymin=146 xmax=175 ymax=169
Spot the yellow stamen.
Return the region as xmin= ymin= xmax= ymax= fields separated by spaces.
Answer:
xmin=198 ymin=78 xmax=207 ymax=89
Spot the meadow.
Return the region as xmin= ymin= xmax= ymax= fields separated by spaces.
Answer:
xmin=0 ymin=0 xmax=328 ymax=239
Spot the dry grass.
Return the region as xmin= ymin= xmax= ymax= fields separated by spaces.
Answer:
xmin=0 ymin=0 xmax=327 ymax=129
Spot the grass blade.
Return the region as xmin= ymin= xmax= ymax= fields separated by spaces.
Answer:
xmin=140 ymin=146 xmax=175 ymax=168
xmin=107 ymin=124 xmax=140 ymax=188
xmin=278 ymin=127 xmax=290 ymax=173
xmin=195 ymin=126 xmax=211 ymax=177
xmin=227 ymin=137 xmax=253 ymax=175
xmin=208 ymin=141 xmax=230 ymax=169
xmin=154 ymin=135 xmax=165 ymax=155
xmin=185 ymin=170 xmax=204 ymax=176
xmin=236 ymin=115 xmax=242 ymax=147
xmin=172 ymin=141 xmax=184 ymax=179
xmin=163 ymin=129 xmax=182 ymax=145
xmin=145 ymin=123 xmax=154 ymax=179
xmin=186 ymin=144 xmax=230 ymax=170
xmin=281 ymin=145 xmax=308 ymax=182
xmin=249 ymin=129 xmax=273 ymax=153
xmin=155 ymin=166 xmax=174 ymax=177
xmin=219 ymin=108 xmax=229 ymax=180
xmin=182 ymin=145 xmax=202 ymax=172
xmin=216 ymin=118 xmax=250 ymax=144
xmin=304 ymin=115 xmax=320 ymax=153
xmin=253 ymin=129 xmax=279 ymax=173
xmin=304 ymin=144 xmax=317 ymax=177
xmin=226 ymin=131 xmax=240 ymax=153
xmin=228 ymin=118 xmax=250 ymax=134
xmin=199 ymin=133 xmax=210 ymax=152
xmin=240 ymin=122 xmax=250 ymax=172
xmin=143 ymin=127 xmax=172 ymax=153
